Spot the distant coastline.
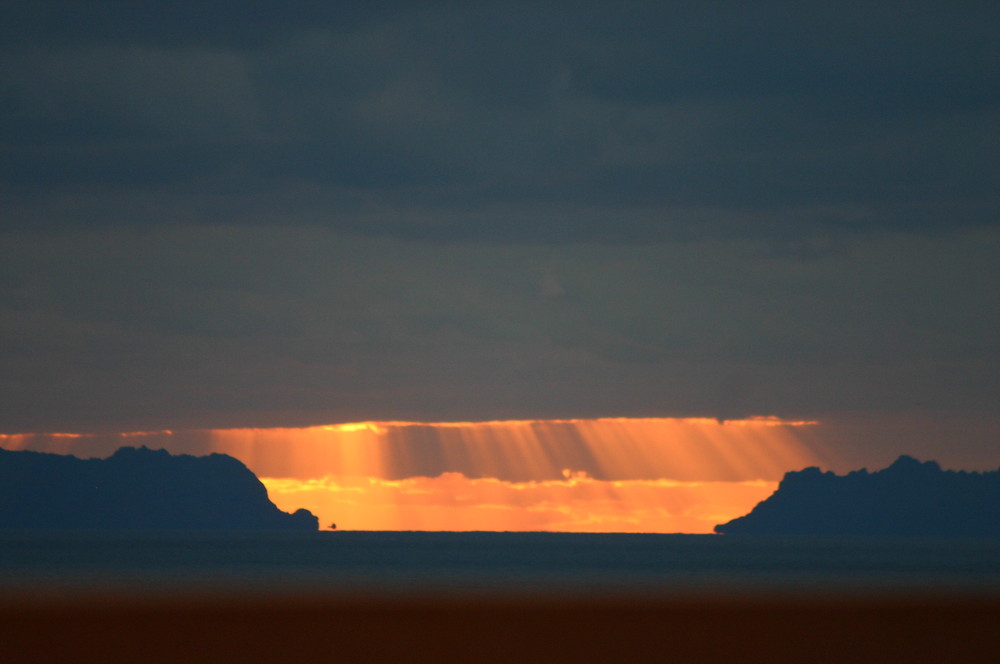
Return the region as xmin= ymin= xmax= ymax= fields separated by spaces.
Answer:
xmin=0 ymin=446 xmax=318 ymax=531
xmin=715 ymin=455 xmax=1000 ymax=537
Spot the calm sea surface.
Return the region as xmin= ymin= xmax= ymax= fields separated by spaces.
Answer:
xmin=1 ymin=531 xmax=998 ymax=597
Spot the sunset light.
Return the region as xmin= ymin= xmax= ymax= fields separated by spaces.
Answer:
xmin=260 ymin=473 xmax=779 ymax=533
xmin=1 ymin=417 xmax=824 ymax=533
xmin=1 ymin=10 xmax=996 ymax=662
xmin=204 ymin=417 xmax=820 ymax=483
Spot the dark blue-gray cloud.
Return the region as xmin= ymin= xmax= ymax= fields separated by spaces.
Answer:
xmin=2 ymin=225 xmax=997 ymax=433
xmin=1 ymin=3 xmax=998 ymax=473
xmin=2 ymin=2 xmax=997 ymax=240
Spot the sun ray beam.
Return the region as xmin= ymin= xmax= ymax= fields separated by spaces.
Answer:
xmin=1 ymin=416 xmax=824 ymax=533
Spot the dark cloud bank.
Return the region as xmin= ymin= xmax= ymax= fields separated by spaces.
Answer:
xmin=4 ymin=2 xmax=997 ymax=239
xmin=1 ymin=3 xmax=998 ymax=470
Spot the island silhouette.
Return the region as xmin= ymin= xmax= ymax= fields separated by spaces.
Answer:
xmin=715 ymin=455 xmax=1000 ymax=536
xmin=0 ymin=446 xmax=318 ymax=530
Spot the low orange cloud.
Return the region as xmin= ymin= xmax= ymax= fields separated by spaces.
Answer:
xmin=261 ymin=472 xmax=777 ymax=534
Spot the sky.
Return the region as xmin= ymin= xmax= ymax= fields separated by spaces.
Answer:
xmin=1 ymin=417 xmax=824 ymax=532
xmin=2 ymin=1 xmax=998 ymax=497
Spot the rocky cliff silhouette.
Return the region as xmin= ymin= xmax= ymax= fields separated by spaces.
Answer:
xmin=0 ymin=446 xmax=318 ymax=530
xmin=715 ymin=455 xmax=1000 ymax=536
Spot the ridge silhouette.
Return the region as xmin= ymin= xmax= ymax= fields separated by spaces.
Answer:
xmin=715 ymin=455 xmax=1000 ymax=536
xmin=0 ymin=446 xmax=318 ymax=530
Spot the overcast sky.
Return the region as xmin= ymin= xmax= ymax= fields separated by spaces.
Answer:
xmin=2 ymin=2 xmax=997 ymax=469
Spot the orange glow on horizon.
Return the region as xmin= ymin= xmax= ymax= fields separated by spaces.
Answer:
xmin=261 ymin=473 xmax=778 ymax=534
xmin=0 ymin=430 xmax=177 ymax=455
xmin=220 ymin=416 xmax=820 ymax=532
xmin=1 ymin=417 xmax=825 ymax=533
xmin=204 ymin=416 xmax=821 ymax=483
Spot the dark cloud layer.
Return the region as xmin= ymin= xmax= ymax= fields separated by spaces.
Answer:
xmin=2 ymin=226 xmax=997 ymax=432
xmin=1 ymin=3 xmax=998 ymax=470
xmin=3 ymin=2 xmax=997 ymax=240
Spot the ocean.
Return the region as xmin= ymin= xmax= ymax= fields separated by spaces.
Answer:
xmin=4 ymin=531 xmax=999 ymax=663
xmin=2 ymin=530 xmax=998 ymax=598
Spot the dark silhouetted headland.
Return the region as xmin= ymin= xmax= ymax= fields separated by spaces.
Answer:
xmin=0 ymin=446 xmax=318 ymax=530
xmin=715 ymin=455 xmax=1000 ymax=536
